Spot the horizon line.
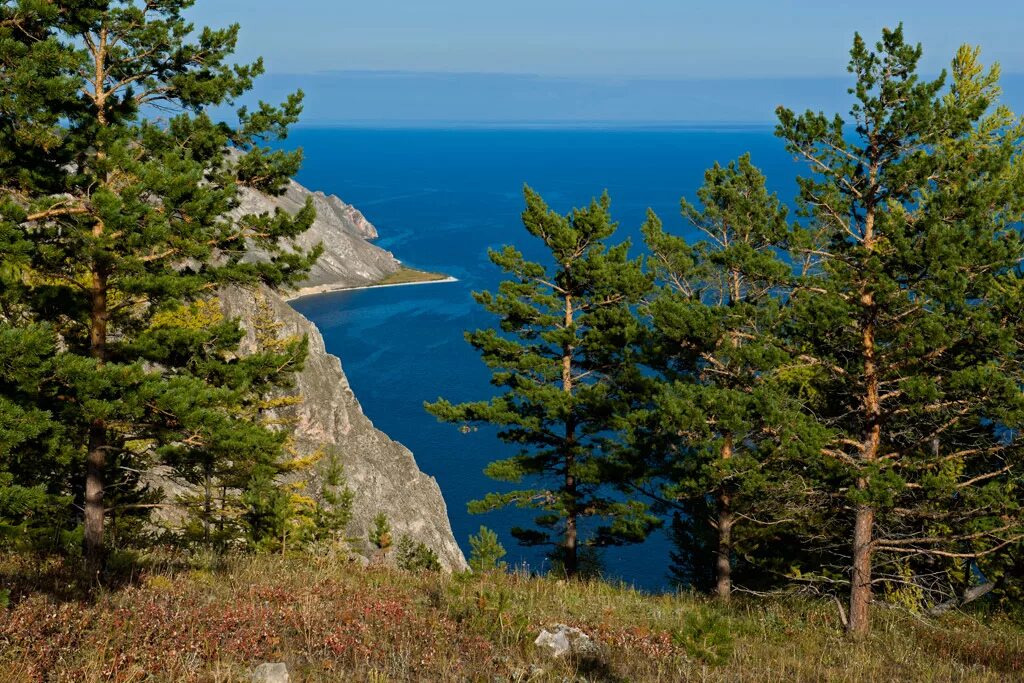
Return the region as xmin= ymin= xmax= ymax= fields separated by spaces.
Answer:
xmin=263 ymin=68 xmax=1024 ymax=81
xmin=289 ymin=120 xmax=781 ymax=130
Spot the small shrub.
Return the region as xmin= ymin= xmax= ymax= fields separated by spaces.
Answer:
xmin=370 ymin=512 xmax=392 ymax=550
xmin=468 ymin=525 xmax=507 ymax=573
xmin=672 ymin=610 xmax=734 ymax=665
xmin=104 ymin=549 xmax=142 ymax=582
xmin=143 ymin=574 xmax=175 ymax=592
xmin=0 ymin=589 xmax=8 ymax=609
xmin=396 ymin=536 xmax=441 ymax=573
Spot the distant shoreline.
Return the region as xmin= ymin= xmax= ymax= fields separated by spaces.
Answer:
xmin=284 ymin=272 xmax=457 ymax=302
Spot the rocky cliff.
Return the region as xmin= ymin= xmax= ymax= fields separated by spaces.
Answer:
xmin=220 ymin=181 xmax=466 ymax=570
xmin=234 ymin=180 xmax=403 ymax=292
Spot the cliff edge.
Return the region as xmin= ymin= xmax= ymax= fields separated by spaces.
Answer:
xmin=234 ymin=180 xmax=403 ymax=292
xmin=220 ymin=181 xmax=466 ymax=570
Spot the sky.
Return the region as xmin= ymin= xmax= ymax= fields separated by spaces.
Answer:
xmin=188 ymin=1 xmax=1024 ymax=124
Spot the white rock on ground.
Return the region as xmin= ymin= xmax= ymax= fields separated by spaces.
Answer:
xmin=250 ymin=662 xmax=289 ymax=683
xmin=534 ymin=624 xmax=600 ymax=659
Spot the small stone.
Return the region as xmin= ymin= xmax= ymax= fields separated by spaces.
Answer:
xmin=251 ymin=662 xmax=290 ymax=683
xmin=535 ymin=628 xmax=571 ymax=658
xmin=534 ymin=624 xmax=600 ymax=660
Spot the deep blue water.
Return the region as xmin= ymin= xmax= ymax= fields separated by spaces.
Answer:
xmin=288 ymin=127 xmax=801 ymax=591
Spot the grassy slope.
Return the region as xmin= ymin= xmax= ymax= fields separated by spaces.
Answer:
xmin=374 ymin=267 xmax=450 ymax=286
xmin=1 ymin=553 xmax=1021 ymax=682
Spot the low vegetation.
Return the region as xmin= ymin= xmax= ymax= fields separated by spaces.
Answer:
xmin=1 ymin=552 xmax=1021 ymax=682
xmin=375 ymin=268 xmax=451 ymax=286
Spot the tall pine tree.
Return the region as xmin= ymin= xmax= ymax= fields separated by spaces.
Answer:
xmin=0 ymin=0 xmax=319 ymax=572
xmin=776 ymin=29 xmax=1024 ymax=637
xmin=427 ymin=188 xmax=656 ymax=577
xmin=637 ymin=155 xmax=828 ymax=599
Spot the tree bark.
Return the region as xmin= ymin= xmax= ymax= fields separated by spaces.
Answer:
xmin=848 ymin=169 xmax=880 ymax=640
xmin=84 ymin=265 xmax=109 ymax=574
xmin=562 ymin=291 xmax=578 ymax=577
xmin=83 ymin=26 xmax=109 ymax=575
xmin=848 ymin=502 xmax=874 ymax=638
xmin=716 ymin=434 xmax=734 ymax=601
xmin=204 ymin=463 xmax=212 ymax=547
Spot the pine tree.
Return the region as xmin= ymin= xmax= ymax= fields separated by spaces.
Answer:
xmin=426 ymin=187 xmax=656 ymax=577
xmin=313 ymin=451 xmax=355 ymax=547
xmin=161 ymin=295 xmax=311 ymax=552
xmin=468 ymin=525 xmax=508 ymax=573
xmin=370 ymin=512 xmax=392 ymax=551
xmin=638 ymin=155 xmax=828 ymax=600
xmin=776 ymin=28 xmax=1024 ymax=637
xmin=395 ymin=535 xmax=442 ymax=573
xmin=0 ymin=1 xmax=319 ymax=573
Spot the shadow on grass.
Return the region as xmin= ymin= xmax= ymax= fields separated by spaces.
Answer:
xmin=0 ymin=546 xmax=231 ymax=606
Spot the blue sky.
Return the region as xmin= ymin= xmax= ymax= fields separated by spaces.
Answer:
xmin=189 ymin=1 xmax=1024 ymax=124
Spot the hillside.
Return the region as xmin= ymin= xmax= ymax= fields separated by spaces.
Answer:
xmin=1 ymin=553 xmax=1021 ymax=682
xmin=234 ymin=179 xmax=404 ymax=294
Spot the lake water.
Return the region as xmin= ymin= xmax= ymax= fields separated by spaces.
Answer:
xmin=288 ymin=127 xmax=800 ymax=591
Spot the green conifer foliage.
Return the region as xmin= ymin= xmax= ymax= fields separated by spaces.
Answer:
xmin=468 ymin=525 xmax=508 ymax=573
xmin=426 ymin=187 xmax=657 ymax=577
xmin=0 ymin=1 xmax=319 ymax=572
xmin=775 ymin=28 xmax=1024 ymax=637
xmin=370 ymin=512 xmax=392 ymax=550
xmin=396 ymin=535 xmax=441 ymax=573
xmin=639 ymin=155 xmax=830 ymax=600
xmin=0 ymin=323 xmax=76 ymax=551
xmin=314 ymin=451 xmax=355 ymax=547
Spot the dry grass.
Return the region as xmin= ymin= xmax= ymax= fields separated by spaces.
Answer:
xmin=374 ymin=268 xmax=450 ymax=286
xmin=0 ymin=552 xmax=1021 ymax=682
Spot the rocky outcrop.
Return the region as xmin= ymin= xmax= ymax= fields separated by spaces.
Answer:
xmin=217 ymin=177 xmax=465 ymax=570
xmin=234 ymin=180 xmax=402 ymax=291
xmin=220 ymin=285 xmax=466 ymax=570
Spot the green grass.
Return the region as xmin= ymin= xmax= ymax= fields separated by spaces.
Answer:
xmin=374 ymin=268 xmax=450 ymax=286
xmin=0 ymin=552 xmax=1021 ymax=681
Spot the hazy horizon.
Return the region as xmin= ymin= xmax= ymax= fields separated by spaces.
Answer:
xmin=224 ymin=70 xmax=1024 ymax=127
xmin=183 ymin=0 xmax=1024 ymax=125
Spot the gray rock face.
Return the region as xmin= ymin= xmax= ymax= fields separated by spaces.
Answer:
xmin=234 ymin=180 xmax=402 ymax=290
xmin=187 ymin=173 xmax=465 ymax=570
xmin=219 ymin=285 xmax=466 ymax=571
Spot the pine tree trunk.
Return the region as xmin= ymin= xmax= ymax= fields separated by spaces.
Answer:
xmin=562 ymin=291 xmax=578 ymax=578
xmin=204 ymin=464 xmax=212 ymax=547
xmin=564 ymin=486 xmax=578 ymax=577
xmin=83 ymin=26 xmax=110 ymax=576
xmin=84 ymin=266 xmax=108 ymax=574
xmin=848 ymin=189 xmax=880 ymax=640
xmin=849 ymin=502 xmax=874 ymax=638
xmin=716 ymin=434 xmax=734 ymax=601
